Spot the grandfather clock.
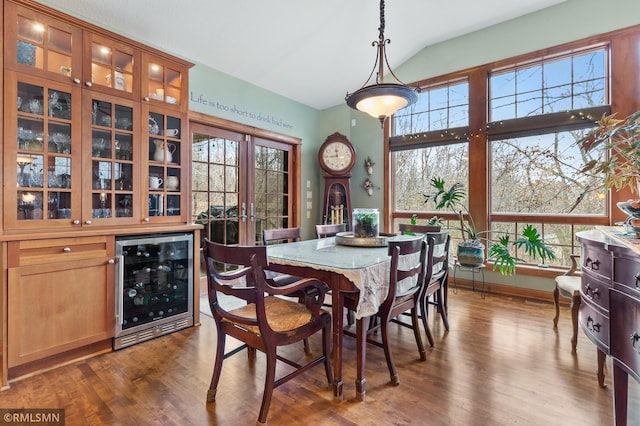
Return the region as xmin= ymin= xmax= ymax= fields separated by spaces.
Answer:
xmin=318 ymin=132 xmax=356 ymax=229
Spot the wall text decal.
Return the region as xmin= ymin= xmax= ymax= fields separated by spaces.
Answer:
xmin=190 ymin=92 xmax=294 ymax=129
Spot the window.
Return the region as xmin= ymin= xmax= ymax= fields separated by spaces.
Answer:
xmin=389 ymin=42 xmax=614 ymax=269
xmin=391 ymin=81 xmax=470 ymax=224
xmin=490 ymin=49 xmax=606 ymax=120
xmin=488 ymin=47 xmax=609 ymax=264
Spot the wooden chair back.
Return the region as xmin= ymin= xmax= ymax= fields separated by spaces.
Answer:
xmin=425 ymin=232 xmax=451 ymax=287
xmin=385 ymin=236 xmax=430 ymax=302
xmin=202 ymin=238 xmax=332 ymax=424
xmin=316 ymin=223 xmax=346 ymax=238
xmin=262 ymin=227 xmax=301 ymax=245
xmin=398 ymin=223 xmax=442 ymax=235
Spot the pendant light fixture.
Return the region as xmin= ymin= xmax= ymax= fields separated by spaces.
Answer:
xmin=345 ymin=0 xmax=419 ymax=126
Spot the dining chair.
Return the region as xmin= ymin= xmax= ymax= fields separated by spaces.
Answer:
xmin=262 ymin=227 xmax=302 ymax=286
xmin=398 ymin=223 xmax=442 ymax=235
xmin=203 ymin=239 xmax=332 ymax=425
xmin=262 ymin=228 xmax=315 ymax=354
xmin=417 ymin=232 xmax=451 ymax=346
xmin=263 ymin=227 xmax=301 ymax=245
xmin=314 ymin=222 xmax=354 ymax=325
xmin=398 ymin=225 xmax=451 ymax=346
xmin=343 ymin=235 xmax=430 ymax=399
xmin=553 ymin=253 xmax=581 ymax=353
xmin=316 ymin=223 xmax=346 ymax=238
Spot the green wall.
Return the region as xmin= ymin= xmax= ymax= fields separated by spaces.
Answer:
xmin=44 ymin=0 xmax=640 ymax=289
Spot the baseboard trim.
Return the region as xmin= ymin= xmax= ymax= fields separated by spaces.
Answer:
xmin=451 ymin=277 xmax=557 ymax=305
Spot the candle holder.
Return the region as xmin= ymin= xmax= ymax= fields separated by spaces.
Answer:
xmin=17 ymin=155 xmax=35 ymax=187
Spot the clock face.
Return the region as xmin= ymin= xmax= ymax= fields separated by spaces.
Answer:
xmin=322 ymin=142 xmax=353 ymax=171
xmin=319 ymin=133 xmax=356 ymax=174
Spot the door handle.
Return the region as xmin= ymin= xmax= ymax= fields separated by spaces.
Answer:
xmin=240 ymin=202 xmax=247 ymax=222
xmin=250 ymin=202 xmax=255 ymax=222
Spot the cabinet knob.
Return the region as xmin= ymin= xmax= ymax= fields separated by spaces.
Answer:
xmin=73 ymin=78 xmax=81 ymax=84
xmin=144 ymin=217 xmax=150 ymax=222
xmin=85 ymin=81 xmax=93 ymax=87
xmin=144 ymin=96 xmax=150 ymax=102
xmin=85 ymin=220 xmax=92 ymax=225
xmin=108 ymin=259 xmax=115 ymax=264
xmin=63 ymin=247 xmax=71 ymax=253
xmin=73 ymin=219 xmax=81 ymax=225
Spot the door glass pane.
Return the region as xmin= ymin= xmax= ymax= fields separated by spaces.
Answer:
xmin=255 ymin=145 xmax=291 ymax=236
xmin=192 ymin=132 xmax=240 ymax=246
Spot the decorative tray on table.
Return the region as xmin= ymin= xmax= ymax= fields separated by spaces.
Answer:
xmin=334 ymin=231 xmax=396 ymax=247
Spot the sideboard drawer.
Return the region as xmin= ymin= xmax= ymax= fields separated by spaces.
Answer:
xmin=614 ymin=256 xmax=640 ymax=297
xmin=582 ymin=243 xmax=612 ymax=280
xmin=7 ymin=236 xmax=111 ymax=267
xmin=610 ymin=289 xmax=640 ymax=382
xmin=579 ymin=300 xmax=610 ymax=350
xmin=581 ymin=270 xmax=610 ymax=311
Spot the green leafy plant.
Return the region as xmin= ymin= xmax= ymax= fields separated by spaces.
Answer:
xmin=578 ymin=111 xmax=640 ymax=193
xmin=424 ymin=177 xmax=556 ymax=275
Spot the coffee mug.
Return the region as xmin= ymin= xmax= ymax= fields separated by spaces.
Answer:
xmin=149 ymin=176 xmax=163 ymax=189
xmin=166 ymin=176 xmax=179 ymax=190
xmin=166 ymin=129 xmax=179 ymax=137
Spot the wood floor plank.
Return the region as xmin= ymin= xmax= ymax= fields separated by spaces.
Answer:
xmin=1 ymin=289 xmax=638 ymax=425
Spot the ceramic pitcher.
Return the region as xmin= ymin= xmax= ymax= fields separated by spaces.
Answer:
xmin=153 ymin=139 xmax=176 ymax=163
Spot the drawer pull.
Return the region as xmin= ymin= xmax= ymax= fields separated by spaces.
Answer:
xmin=631 ymin=332 xmax=640 ymax=354
xmin=63 ymin=247 xmax=71 ymax=253
xmin=585 ymin=257 xmax=600 ymax=271
xmin=586 ymin=316 xmax=601 ymax=333
xmin=585 ymin=283 xmax=600 ymax=299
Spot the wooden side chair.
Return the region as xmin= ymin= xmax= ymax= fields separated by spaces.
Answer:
xmin=203 ymin=240 xmax=332 ymax=426
xmin=553 ymin=253 xmax=582 ymax=353
xmin=316 ymin=223 xmax=346 ymax=238
xmin=343 ymin=235 xmax=430 ymax=400
xmin=263 ymin=227 xmax=301 ymax=246
xmin=398 ymin=225 xmax=451 ymax=346
xmin=398 ymin=223 xmax=442 ymax=235
xmin=418 ymin=232 xmax=451 ymax=346
xmin=262 ymin=227 xmax=302 ymax=286
xmin=262 ymin=228 xmax=315 ymax=354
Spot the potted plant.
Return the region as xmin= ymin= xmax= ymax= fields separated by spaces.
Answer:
xmin=577 ymin=110 xmax=640 ymax=218
xmin=352 ymin=208 xmax=379 ymax=238
xmin=424 ymin=177 xmax=555 ymax=275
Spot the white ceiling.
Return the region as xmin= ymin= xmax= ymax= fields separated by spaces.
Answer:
xmin=39 ymin=0 xmax=566 ymax=110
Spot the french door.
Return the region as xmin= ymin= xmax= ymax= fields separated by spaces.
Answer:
xmin=191 ymin=122 xmax=296 ymax=246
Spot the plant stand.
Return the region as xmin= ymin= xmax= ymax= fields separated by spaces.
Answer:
xmin=453 ymin=260 xmax=486 ymax=299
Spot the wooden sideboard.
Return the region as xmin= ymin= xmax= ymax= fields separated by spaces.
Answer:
xmin=577 ymin=228 xmax=640 ymax=425
xmin=0 ymin=0 xmax=199 ymax=389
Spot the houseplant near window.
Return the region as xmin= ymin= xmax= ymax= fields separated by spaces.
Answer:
xmin=424 ymin=177 xmax=555 ymax=275
xmin=577 ymin=111 xmax=640 ymax=218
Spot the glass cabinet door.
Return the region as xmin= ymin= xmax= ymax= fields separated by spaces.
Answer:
xmin=4 ymin=72 xmax=81 ymax=229
xmin=85 ymin=33 xmax=140 ymax=99
xmin=83 ymin=93 xmax=140 ymax=225
xmin=4 ymin=2 xmax=83 ymax=85
xmin=142 ymin=54 xmax=186 ymax=111
xmin=144 ymin=107 xmax=185 ymax=222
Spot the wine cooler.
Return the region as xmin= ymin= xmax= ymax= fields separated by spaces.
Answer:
xmin=114 ymin=233 xmax=194 ymax=349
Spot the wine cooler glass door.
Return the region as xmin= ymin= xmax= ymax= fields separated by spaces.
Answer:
xmin=114 ymin=233 xmax=193 ymax=349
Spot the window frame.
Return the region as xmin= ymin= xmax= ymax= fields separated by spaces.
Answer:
xmin=386 ymin=25 xmax=640 ymax=272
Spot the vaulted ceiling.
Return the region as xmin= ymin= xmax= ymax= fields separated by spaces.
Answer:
xmin=40 ymin=0 xmax=567 ymax=110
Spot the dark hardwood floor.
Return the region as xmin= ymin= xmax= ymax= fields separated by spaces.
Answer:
xmin=1 ymin=288 xmax=638 ymax=425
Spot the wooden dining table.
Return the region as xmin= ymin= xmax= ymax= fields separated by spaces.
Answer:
xmin=266 ymin=236 xmax=401 ymax=401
